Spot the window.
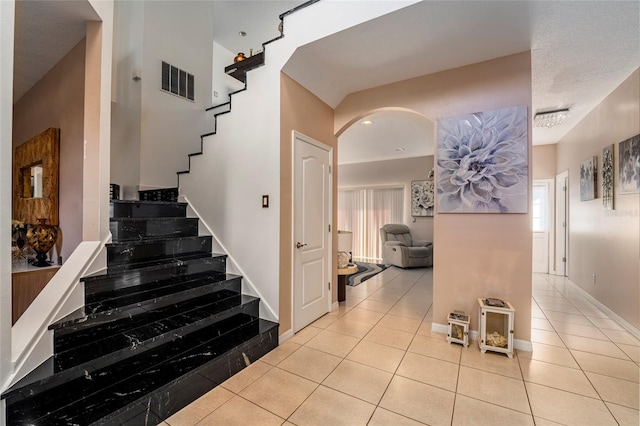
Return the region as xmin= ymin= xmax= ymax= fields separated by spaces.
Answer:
xmin=338 ymin=186 xmax=404 ymax=262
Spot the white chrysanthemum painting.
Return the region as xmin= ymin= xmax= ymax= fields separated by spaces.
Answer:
xmin=437 ymin=106 xmax=528 ymax=213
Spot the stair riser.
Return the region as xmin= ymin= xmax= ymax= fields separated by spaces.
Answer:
xmin=91 ymin=321 xmax=278 ymax=426
xmin=85 ymin=274 xmax=241 ymax=317
xmin=84 ymin=256 xmax=227 ymax=303
xmin=54 ymin=297 xmax=260 ymax=372
xmin=111 ymin=202 xmax=186 ymax=218
xmin=107 ymin=237 xmax=212 ymax=267
xmin=138 ymin=188 xmax=178 ymax=203
xmin=110 ymin=218 xmax=199 ymax=242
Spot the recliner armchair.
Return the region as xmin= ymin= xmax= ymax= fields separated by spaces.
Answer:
xmin=380 ymin=224 xmax=433 ymax=268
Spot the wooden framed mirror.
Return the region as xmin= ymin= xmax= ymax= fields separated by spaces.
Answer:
xmin=13 ymin=128 xmax=60 ymax=225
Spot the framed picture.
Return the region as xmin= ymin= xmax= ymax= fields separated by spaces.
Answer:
xmin=619 ymin=134 xmax=640 ymax=194
xmin=437 ymin=105 xmax=528 ymax=213
xmin=602 ymin=145 xmax=614 ymax=209
xmin=411 ymin=179 xmax=434 ymax=217
xmin=580 ymin=156 xmax=597 ymax=201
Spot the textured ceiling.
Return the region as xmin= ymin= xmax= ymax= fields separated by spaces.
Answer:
xmin=13 ymin=0 xmax=99 ymax=102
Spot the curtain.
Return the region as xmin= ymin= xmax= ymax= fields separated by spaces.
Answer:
xmin=338 ymin=186 xmax=403 ymax=262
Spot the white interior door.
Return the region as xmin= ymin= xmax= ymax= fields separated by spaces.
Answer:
xmin=293 ymin=132 xmax=332 ymax=332
xmin=532 ymin=180 xmax=552 ymax=273
xmin=555 ymin=171 xmax=569 ymax=276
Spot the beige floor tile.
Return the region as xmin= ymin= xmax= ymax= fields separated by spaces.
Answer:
xmin=198 ymin=395 xmax=285 ymax=426
xmin=367 ymin=407 xmax=426 ymax=425
xmin=579 ymin=307 xmax=610 ymax=318
xmin=461 ymin=345 xmax=522 ymax=379
xmin=525 ymin=382 xmax=617 ymax=425
xmin=342 ymin=307 xmax=385 ymax=325
xmin=531 ymin=307 xmax=546 ymax=319
xmin=379 ymin=376 xmax=455 ymax=426
xmin=531 ymin=317 xmax=555 ymax=331
xmin=517 ymin=342 xmax=579 ymax=369
xmin=367 ymin=290 xmax=403 ymax=303
xmin=239 ymin=367 xmax=317 ymax=418
xmin=532 ymin=418 xmax=564 ymax=426
xmin=519 ymin=358 xmax=599 ymax=398
xmin=165 ymin=386 xmax=233 ymax=426
xmin=377 ymin=314 xmax=421 ymax=334
xmin=277 ymin=346 xmax=341 ymax=383
xmin=416 ymin=321 xmax=438 ymax=337
xmin=618 ymin=342 xmax=640 ymax=363
xmin=304 ymin=329 xmax=360 ymax=358
xmin=322 ymin=359 xmax=393 ymax=404
xmin=408 ymin=334 xmax=461 ymax=363
xmin=220 ymin=360 xmax=273 ymax=393
xmin=288 ymin=325 xmax=322 ymax=345
xmin=364 ymin=324 xmax=414 ymax=350
xmin=260 ymin=341 xmax=301 ymax=366
xmin=387 ymin=305 xmax=428 ymax=320
xmin=605 ymin=402 xmax=640 ymax=426
xmin=396 ymin=352 xmax=459 ymax=392
xmin=601 ymin=328 xmax=640 ymax=346
xmin=289 ymin=385 xmax=376 ymax=426
xmin=326 ymin=317 xmax=375 ymax=338
xmin=550 ymin=321 xmax=609 ymax=340
xmin=346 ymin=340 xmax=405 ymax=373
xmin=457 ymin=366 xmax=530 ymax=414
xmin=571 ymin=350 xmax=640 ymax=382
xmin=357 ymin=299 xmax=393 ymax=313
xmin=539 ymin=302 xmax=582 ymax=315
xmin=309 ymin=313 xmax=339 ymax=329
xmin=585 ymin=371 xmax=640 ymax=409
xmin=531 ymin=328 xmax=566 ymax=347
xmin=543 ymin=311 xmax=593 ymax=325
xmin=346 ymin=287 xmax=373 ymax=300
xmin=587 ymin=316 xmax=626 ymax=331
xmin=452 ymin=394 xmax=535 ymax=426
xmin=559 ymin=333 xmax=629 ymax=359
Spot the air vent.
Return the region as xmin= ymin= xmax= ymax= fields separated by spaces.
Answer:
xmin=161 ymin=61 xmax=194 ymax=101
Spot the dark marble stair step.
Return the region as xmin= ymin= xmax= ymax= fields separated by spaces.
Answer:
xmin=5 ymin=316 xmax=277 ymax=425
xmin=83 ymin=255 xmax=227 ymax=302
xmin=110 ymin=217 xmax=199 ymax=242
xmin=52 ymin=293 xmax=260 ymax=371
xmin=110 ymin=200 xmax=187 ymax=219
xmin=106 ymin=235 xmax=212 ymax=270
xmin=138 ymin=187 xmax=178 ymax=202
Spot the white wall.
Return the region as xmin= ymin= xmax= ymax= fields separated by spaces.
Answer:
xmin=212 ymin=41 xmax=244 ymax=105
xmin=0 ymin=1 xmax=16 ymax=418
xmin=338 ymin=156 xmax=435 ymax=242
xmin=181 ymin=1 xmax=418 ymax=321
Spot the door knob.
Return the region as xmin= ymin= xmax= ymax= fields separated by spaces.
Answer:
xmin=296 ymin=242 xmax=307 ymax=249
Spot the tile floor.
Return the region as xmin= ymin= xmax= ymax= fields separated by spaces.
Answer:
xmin=164 ymin=268 xmax=640 ymax=426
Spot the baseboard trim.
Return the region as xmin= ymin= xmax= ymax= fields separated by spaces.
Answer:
xmin=431 ymin=323 xmax=533 ymax=352
xmin=278 ymin=329 xmax=294 ymax=344
xmin=331 ymin=301 xmax=339 ymax=312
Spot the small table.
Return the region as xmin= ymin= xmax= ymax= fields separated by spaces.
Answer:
xmin=337 ymin=265 xmax=358 ymax=302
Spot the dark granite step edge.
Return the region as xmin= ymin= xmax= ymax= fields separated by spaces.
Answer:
xmin=91 ymin=320 xmax=278 ymax=426
xmin=51 ymin=273 xmax=242 ymax=330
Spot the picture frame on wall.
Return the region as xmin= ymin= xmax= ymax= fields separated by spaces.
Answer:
xmin=580 ymin=156 xmax=597 ymax=201
xmin=411 ymin=179 xmax=434 ymax=217
xmin=619 ymin=134 xmax=640 ymax=194
xmin=602 ymin=144 xmax=614 ymax=209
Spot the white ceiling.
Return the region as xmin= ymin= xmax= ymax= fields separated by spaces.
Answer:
xmin=15 ymin=1 xmax=639 ymax=165
xmin=13 ymin=0 xmax=99 ymax=102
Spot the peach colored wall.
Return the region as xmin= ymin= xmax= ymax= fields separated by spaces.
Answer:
xmin=533 ymin=144 xmax=557 ymax=180
xmin=335 ymin=52 xmax=533 ymax=341
xmin=556 ymin=69 xmax=639 ymax=328
xmin=280 ymin=73 xmax=337 ymax=336
xmin=338 ymin=156 xmax=435 ymax=242
xmin=12 ymin=39 xmax=86 ymax=263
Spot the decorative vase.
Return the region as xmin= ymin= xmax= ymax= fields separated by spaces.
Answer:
xmin=26 ymin=218 xmax=58 ymax=267
xmin=234 ymin=52 xmax=246 ymax=63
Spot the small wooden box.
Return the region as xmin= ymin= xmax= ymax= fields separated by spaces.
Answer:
xmin=478 ymin=298 xmax=515 ymax=358
xmin=447 ymin=311 xmax=470 ymax=347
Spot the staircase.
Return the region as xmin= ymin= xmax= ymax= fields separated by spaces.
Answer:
xmin=2 ymin=195 xmax=278 ymax=425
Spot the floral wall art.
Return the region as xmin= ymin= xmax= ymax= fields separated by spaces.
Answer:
xmin=580 ymin=156 xmax=597 ymax=201
xmin=602 ymin=145 xmax=614 ymax=209
xmin=619 ymin=134 xmax=640 ymax=194
xmin=436 ymin=105 xmax=528 ymax=213
xmin=411 ymin=180 xmax=434 ymax=217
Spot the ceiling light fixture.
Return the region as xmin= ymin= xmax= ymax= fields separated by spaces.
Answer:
xmin=361 ymin=120 xmax=373 ymax=125
xmin=534 ymin=108 xmax=570 ymax=128
xmin=396 ymin=147 xmax=405 ymax=152
xmin=239 ymin=31 xmax=247 ymax=37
